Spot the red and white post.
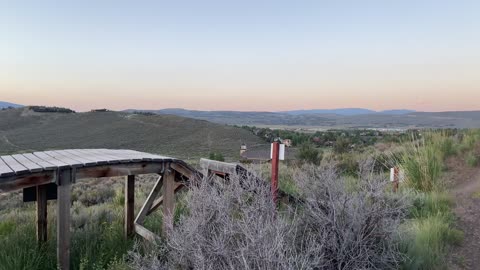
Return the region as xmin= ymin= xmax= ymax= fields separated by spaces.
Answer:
xmin=390 ymin=167 xmax=400 ymax=192
xmin=271 ymin=141 xmax=280 ymax=205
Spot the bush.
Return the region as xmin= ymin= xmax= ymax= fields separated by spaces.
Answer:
xmin=466 ymin=151 xmax=479 ymax=167
xmin=208 ymin=152 xmax=225 ymax=162
xmin=296 ymin=142 xmax=322 ymax=165
xmin=334 ymin=137 xmax=350 ymax=154
xmin=131 ymin=163 xmax=409 ymax=270
xmin=294 ymin=163 xmax=410 ymax=269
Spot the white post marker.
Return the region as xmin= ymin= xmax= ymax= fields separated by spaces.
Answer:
xmin=271 ymin=143 xmax=285 ymax=160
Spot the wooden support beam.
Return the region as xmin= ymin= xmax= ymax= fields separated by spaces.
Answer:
xmin=134 ymin=174 xmax=163 ymax=225
xmin=124 ymin=175 xmax=135 ymax=238
xmin=163 ymin=168 xmax=176 ymax=234
xmin=147 ymin=182 xmax=183 ymax=216
xmin=134 ymin=223 xmax=162 ymax=243
xmin=57 ymin=169 xmax=73 ymax=270
xmin=36 ymin=184 xmax=48 ymax=244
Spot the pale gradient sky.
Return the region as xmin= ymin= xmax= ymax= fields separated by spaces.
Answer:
xmin=1 ymin=1 xmax=479 ymax=112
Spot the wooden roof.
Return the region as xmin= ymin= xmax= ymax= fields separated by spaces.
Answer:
xmin=0 ymin=149 xmax=196 ymax=192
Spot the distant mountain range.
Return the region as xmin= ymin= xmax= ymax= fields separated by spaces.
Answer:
xmin=278 ymin=108 xmax=416 ymax=116
xmin=125 ymin=108 xmax=480 ymax=129
xmin=0 ymin=101 xmax=23 ymax=109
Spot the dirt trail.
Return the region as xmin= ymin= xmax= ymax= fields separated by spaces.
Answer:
xmin=447 ymin=156 xmax=480 ymax=270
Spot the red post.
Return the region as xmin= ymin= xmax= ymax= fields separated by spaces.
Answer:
xmin=271 ymin=141 xmax=280 ymax=205
xmin=392 ymin=167 xmax=399 ymax=192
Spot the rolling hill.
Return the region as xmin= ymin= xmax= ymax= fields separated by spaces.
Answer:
xmin=126 ymin=108 xmax=480 ymax=129
xmin=0 ymin=108 xmax=264 ymax=161
xmin=0 ymin=101 xmax=23 ymax=109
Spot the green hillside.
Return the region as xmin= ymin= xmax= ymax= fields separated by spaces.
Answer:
xmin=0 ymin=108 xmax=263 ymax=162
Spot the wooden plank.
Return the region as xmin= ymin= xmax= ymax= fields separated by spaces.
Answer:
xmin=37 ymin=184 xmax=48 ymax=243
xmin=74 ymin=149 xmax=122 ymax=164
xmin=125 ymin=175 xmax=135 ymax=239
xmin=147 ymin=181 xmax=184 ymax=216
xmin=63 ymin=149 xmax=111 ymax=165
xmin=78 ymin=149 xmax=130 ymax=163
xmin=57 ymin=169 xmax=72 ymax=270
xmin=0 ymin=171 xmax=56 ymax=192
xmin=120 ymin=149 xmax=172 ymax=161
xmin=22 ymin=153 xmax=57 ymax=170
xmin=171 ymin=163 xmax=193 ymax=179
xmin=44 ymin=151 xmax=84 ymax=168
xmin=56 ymin=150 xmax=98 ymax=166
xmin=12 ymin=154 xmax=44 ymax=173
xmin=97 ymin=149 xmax=142 ymax=162
xmin=76 ymin=162 xmax=164 ymax=180
xmin=0 ymin=157 xmax=14 ymax=177
xmin=200 ymin=158 xmax=237 ymax=175
xmin=135 ymin=175 xmax=163 ymax=225
xmin=163 ymin=168 xmax=175 ymax=234
xmin=33 ymin=152 xmax=70 ymax=168
xmin=134 ymin=224 xmax=162 ymax=243
xmin=1 ymin=155 xmax=29 ymax=174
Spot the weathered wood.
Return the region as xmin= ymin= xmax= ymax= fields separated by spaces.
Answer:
xmin=76 ymin=162 xmax=164 ymax=180
xmin=200 ymin=158 xmax=237 ymax=175
xmin=36 ymin=184 xmax=48 ymax=243
xmin=0 ymin=171 xmax=55 ymax=192
xmin=1 ymin=155 xmax=29 ymax=174
xmin=163 ymin=168 xmax=176 ymax=234
xmin=171 ymin=162 xmax=194 ymax=179
xmin=135 ymin=175 xmax=163 ymax=225
xmin=22 ymin=153 xmax=57 ymax=170
xmin=57 ymin=169 xmax=72 ymax=270
xmin=62 ymin=149 xmax=107 ymax=165
xmin=125 ymin=175 xmax=135 ymax=238
xmin=0 ymin=149 xmax=205 ymax=270
xmin=134 ymin=224 xmax=162 ymax=243
xmin=44 ymin=151 xmax=84 ymax=168
xmin=33 ymin=152 xmax=70 ymax=168
xmin=0 ymin=157 xmax=14 ymax=177
xmin=147 ymin=181 xmax=184 ymax=216
xmin=56 ymin=150 xmax=98 ymax=166
xmin=11 ymin=154 xmax=44 ymax=173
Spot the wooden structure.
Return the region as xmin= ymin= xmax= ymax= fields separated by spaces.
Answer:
xmin=0 ymin=149 xmax=201 ymax=270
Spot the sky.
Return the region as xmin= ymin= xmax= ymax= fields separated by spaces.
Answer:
xmin=1 ymin=0 xmax=479 ymax=112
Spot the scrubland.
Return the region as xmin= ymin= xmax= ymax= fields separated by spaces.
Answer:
xmin=0 ymin=129 xmax=479 ymax=269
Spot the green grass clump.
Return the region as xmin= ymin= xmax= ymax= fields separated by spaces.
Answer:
xmin=466 ymin=151 xmax=479 ymax=167
xmin=400 ymin=213 xmax=463 ymax=270
xmin=409 ymin=191 xmax=452 ymax=219
xmin=0 ymin=211 xmax=57 ymax=270
xmin=401 ymin=141 xmax=443 ymax=192
xmin=458 ymin=129 xmax=480 ymax=153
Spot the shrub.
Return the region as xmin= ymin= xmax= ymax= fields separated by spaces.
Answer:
xmin=208 ymin=152 xmax=225 ymax=161
xmin=334 ymin=137 xmax=350 ymax=154
xmin=130 ymin=163 xmax=409 ymax=270
xmin=297 ymin=142 xmax=322 ymax=165
xmin=466 ymin=151 xmax=479 ymax=167
xmin=294 ymin=163 xmax=410 ymax=269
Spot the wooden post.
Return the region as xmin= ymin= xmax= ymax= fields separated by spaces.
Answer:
xmin=36 ymin=184 xmax=48 ymax=244
xmin=57 ymin=169 xmax=72 ymax=270
xmin=125 ymin=175 xmax=135 ymax=238
xmin=271 ymin=141 xmax=280 ymax=205
xmin=391 ymin=167 xmax=400 ymax=192
xmin=163 ymin=168 xmax=175 ymax=234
